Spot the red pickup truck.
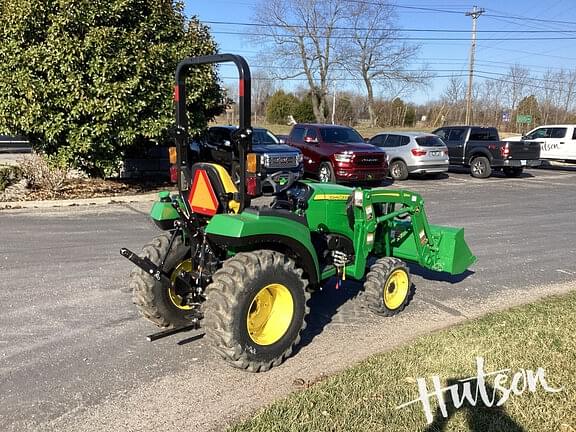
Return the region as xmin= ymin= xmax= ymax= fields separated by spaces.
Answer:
xmin=287 ymin=123 xmax=388 ymax=183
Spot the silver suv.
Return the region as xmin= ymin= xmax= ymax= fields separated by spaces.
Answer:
xmin=368 ymin=132 xmax=449 ymax=180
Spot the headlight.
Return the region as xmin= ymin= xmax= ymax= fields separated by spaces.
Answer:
xmin=366 ymin=232 xmax=375 ymax=245
xmin=334 ymin=153 xmax=352 ymax=163
xmin=296 ymin=153 xmax=303 ymax=164
xmin=365 ymin=204 xmax=374 ymax=220
xmin=353 ymin=189 xmax=363 ymax=207
xmin=262 ymin=154 xmax=270 ymax=167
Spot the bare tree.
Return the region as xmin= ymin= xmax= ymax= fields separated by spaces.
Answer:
xmin=251 ymin=70 xmax=276 ymax=123
xmin=441 ymin=76 xmax=466 ymax=124
xmin=342 ymin=0 xmax=427 ymax=127
xmin=504 ymin=65 xmax=531 ymax=113
xmin=254 ymin=0 xmax=347 ymax=122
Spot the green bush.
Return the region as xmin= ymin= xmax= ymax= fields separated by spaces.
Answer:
xmin=266 ymin=91 xmax=298 ymax=124
xmin=293 ymin=97 xmax=316 ymax=123
xmin=0 ymin=1 xmax=224 ymax=177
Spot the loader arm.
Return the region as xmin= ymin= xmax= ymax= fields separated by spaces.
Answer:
xmin=356 ymin=188 xmax=476 ymax=275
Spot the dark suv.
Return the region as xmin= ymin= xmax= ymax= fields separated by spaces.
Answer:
xmin=287 ymin=124 xmax=388 ymax=183
xmin=191 ymin=126 xmax=303 ymax=193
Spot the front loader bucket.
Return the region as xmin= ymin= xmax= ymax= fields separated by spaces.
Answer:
xmin=429 ymin=225 xmax=476 ymax=275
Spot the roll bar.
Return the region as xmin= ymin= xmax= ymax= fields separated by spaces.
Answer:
xmin=174 ymin=54 xmax=252 ymax=211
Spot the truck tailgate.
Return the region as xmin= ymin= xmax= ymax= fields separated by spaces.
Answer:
xmin=505 ymin=140 xmax=540 ymax=160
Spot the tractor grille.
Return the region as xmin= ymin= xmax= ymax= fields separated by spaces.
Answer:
xmin=355 ymin=154 xmax=384 ymax=166
xmin=263 ymin=153 xmax=299 ymax=169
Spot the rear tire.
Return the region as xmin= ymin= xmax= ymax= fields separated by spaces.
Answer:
xmin=470 ymin=156 xmax=491 ymax=178
xmin=363 ymin=257 xmax=414 ymax=316
xmin=204 ymin=250 xmax=310 ymax=372
xmin=130 ymin=233 xmax=194 ymax=328
xmin=503 ymin=167 xmax=523 ymax=177
xmin=318 ymin=162 xmax=336 ymax=183
xmin=389 ymin=160 xmax=409 ymax=181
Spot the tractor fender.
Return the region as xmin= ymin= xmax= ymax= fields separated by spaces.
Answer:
xmin=205 ymin=212 xmax=320 ymax=284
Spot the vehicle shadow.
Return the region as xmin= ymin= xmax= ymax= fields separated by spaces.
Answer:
xmin=407 ymin=173 xmax=450 ymax=181
xmin=423 ymin=378 xmax=525 ymax=432
xmin=407 ymin=263 xmax=475 ymax=284
xmin=537 ymin=161 xmax=576 ymax=171
xmin=294 ymin=277 xmax=364 ymax=353
xmin=448 ymin=166 xmax=536 ymax=179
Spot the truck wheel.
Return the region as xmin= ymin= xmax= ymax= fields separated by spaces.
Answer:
xmin=503 ymin=167 xmax=523 ymax=177
xmin=130 ymin=233 xmax=195 ymax=328
xmin=318 ymin=162 xmax=335 ymax=183
xmin=389 ymin=160 xmax=409 ymax=180
xmin=204 ymin=250 xmax=310 ymax=372
xmin=363 ymin=257 xmax=414 ymax=316
xmin=470 ymin=156 xmax=491 ymax=178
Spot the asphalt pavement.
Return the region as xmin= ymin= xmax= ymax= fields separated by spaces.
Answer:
xmin=1 ymin=166 xmax=575 ymax=431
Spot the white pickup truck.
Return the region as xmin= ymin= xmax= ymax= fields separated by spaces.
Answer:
xmin=507 ymin=125 xmax=576 ymax=162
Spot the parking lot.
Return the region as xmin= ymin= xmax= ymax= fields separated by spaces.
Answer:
xmin=0 ymin=165 xmax=575 ymax=432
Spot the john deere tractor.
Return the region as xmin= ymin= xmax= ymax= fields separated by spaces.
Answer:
xmin=121 ymin=54 xmax=476 ymax=372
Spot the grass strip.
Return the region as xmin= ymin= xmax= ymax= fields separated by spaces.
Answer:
xmin=230 ymin=291 xmax=576 ymax=432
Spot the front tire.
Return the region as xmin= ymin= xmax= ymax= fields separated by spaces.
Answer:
xmin=318 ymin=162 xmax=336 ymax=183
xmin=389 ymin=160 xmax=409 ymax=180
xmin=470 ymin=156 xmax=491 ymax=178
xmin=130 ymin=233 xmax=194 ymax=328
xmin=363 ymin=257 xmax=414 ymax=316
xmin=204 ymin=250 xmax=310 ymax=372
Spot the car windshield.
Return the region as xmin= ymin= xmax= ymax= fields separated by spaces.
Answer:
xmin=416 ymin=136 xmax=445 ymax=147
xmin=319 ymin=127 xmax=364 ymax=144
xmin=253 ymin=129 xmax=279 ymax=145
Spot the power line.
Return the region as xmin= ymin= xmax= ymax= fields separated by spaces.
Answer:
xmin=210 ymin=30 xmax=576 ymax=41
xmin=484 ymin=11 xmax=576 ymax=26
xmin=202 ymin=19 xmax=576 ymax=34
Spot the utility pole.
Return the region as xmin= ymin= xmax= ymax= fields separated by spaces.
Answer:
xmin=465 ymin=5 xmax=485 ymax=125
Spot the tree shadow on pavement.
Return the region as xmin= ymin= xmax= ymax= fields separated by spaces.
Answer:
xmin=423 ymin=378 xmax=525 ymax=432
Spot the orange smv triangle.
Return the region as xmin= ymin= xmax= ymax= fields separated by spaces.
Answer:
xmin=189 ymin=169 xmax=219 ymax=216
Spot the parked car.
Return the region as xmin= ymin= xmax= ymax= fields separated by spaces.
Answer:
xmin=368 ymin=132 xmax=449 ymax=180
xmin=189 ymin=126 xmax=303 ymax=194
xmin=286 ymin=123 xmax=388 ymax=183
xmin=507 ymin=124 xmax=576 ymax=163
xmin=432 ymin=126 xmax=541 ymax=178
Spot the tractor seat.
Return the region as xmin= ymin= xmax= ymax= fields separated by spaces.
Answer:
xmin=187 ymin=163 xmax=240 ymax=215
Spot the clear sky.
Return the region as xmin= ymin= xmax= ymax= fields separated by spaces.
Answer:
xmin=184 ymin=1 xmax=576 ymax=104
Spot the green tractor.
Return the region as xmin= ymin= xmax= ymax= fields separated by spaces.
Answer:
xmin=121 ymin=54 xmax=476 ymax=372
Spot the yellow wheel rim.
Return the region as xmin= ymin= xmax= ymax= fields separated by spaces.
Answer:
xmin=247 ymin=283 xmax=294 ymax=346
xmin=383 ymin=269 xmax=409 ymax=310
xmin=168 ymin=260 xmax=193 ymax=310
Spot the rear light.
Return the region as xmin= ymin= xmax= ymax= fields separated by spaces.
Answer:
xmin=500 ymin=142 xmax=510 ymax=158
xmin=411 ymin=148 xmax=427 ymax=157
xmin=168 ymin=146 xmax=177 ymax=164
xmin=246 ymin=153 xmax=259 ymax=173
xmin=169 ymin=165 xmax=178 ymax=183
xmin=246 ymin=175 xmax=258 ymax=196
